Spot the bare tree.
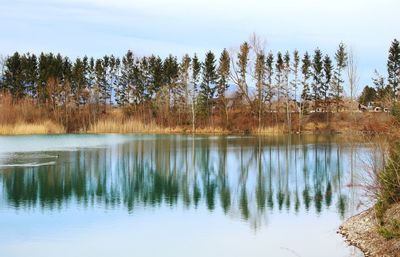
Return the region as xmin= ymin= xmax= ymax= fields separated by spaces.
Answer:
xmin=250 ymin=33 xmax=267 ymax=129
xmin=230 ymin=42 xmax=254 ymax=109
xmin=347 ymin=48 xmax=359 ymax=105
xmin=0 ymin=55 xmax=5 ymax=87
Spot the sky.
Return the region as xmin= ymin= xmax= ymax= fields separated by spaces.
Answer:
xmin=0 ymin=0 xmax=399 ymax=94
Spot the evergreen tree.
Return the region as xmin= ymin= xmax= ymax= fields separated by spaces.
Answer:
xmin=190 ymin=53 xmax=201 ymax=129
xmin=163 ymin=55 xmax=179 ymax=110
xmin=372 ymin=70 xmax=392 ymax=101
xmin=71 ymin=57 xmax=88 ymax=106
xmin=275 ymin=52 xmax=284 ymax=103
xmin=117 ymin=50 xmax=135 ymax=105
xmin=312 ymin=49 xmax=324 ymax=108
xmin=61 ymin=56 xmax=73 ymax=106
xmin=3 ymin=52 xmax=24 ymax=99
xmin=95 ymin=59 xmax=107 ymax=105
xmin=283 ymin=51 xmax=291 ymax=100
xmin=291 ymin=50 xmax=300 ymax=102
xmin=301 ymin=52 xmax=311 ymax=108
xmin=217 ymin=49 xmax=230 ymax=126
xmin=148 ymin=55 xmax=163 ymax=99
xmin=101 ymin=55 xmax=111 ymax=106
xmin=322 ymin=55 xmax=333 ymax=102
xmin=199 ymin=51 xmax=217 ymax=117
xmin=359 ymin=86 xmax=377 ymax=106
xmin=255 ymin=51 xmax=266 ymax=127
xmin=22 ymin=53 xmax=38 ymax=99
xmin=217 ymin=49 xmax=230 ymax=99
xmin=132 ymin=57 xmax=148 ymax=104
xmin=264 ymin=53 xmax=274 ymax=111
xmin=387 ymin=39 xmax=400 ymax=99
xmin=37 ymin=53 xmax=64 ymax=105
xmin=108 ymin=55 xmax=120 ymax=106
xmin=331 ymin=43 xmax=347 ymax=111
xmin=237 ymin=42 xmax=250 ymax=96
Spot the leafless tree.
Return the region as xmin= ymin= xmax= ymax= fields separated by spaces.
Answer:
xmin=0 ymin=54 xmax=5 ymax=80
xmin=347 ymin=48 xmax=359 ymax=104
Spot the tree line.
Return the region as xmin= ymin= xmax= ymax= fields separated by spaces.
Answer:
xmin=0 ymin=37 xmax=399 ymax=131
xmin=359 ymin=39 xmax=400 ymax=107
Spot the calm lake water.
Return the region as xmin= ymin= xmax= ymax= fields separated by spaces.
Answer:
xmin=0 ymin=134 xmax=369 ymax=257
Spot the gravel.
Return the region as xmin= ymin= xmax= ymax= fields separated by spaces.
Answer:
xmin=338 ymin=204 xmax=400 ymax=257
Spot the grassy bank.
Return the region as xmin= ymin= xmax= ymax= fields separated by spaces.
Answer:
xmin=340 ymin=138 xmax=400 ymax=256
xmin=0 ymin=95 xmax=397 ymax=135
xmin=0 ymin=112 xmax=396 ymax=136
xmin=375 ymin=143 xmax=400 ymax=239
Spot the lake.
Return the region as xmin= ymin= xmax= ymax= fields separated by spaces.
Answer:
xmin=0 ymin=134 xmax=369 ymax=257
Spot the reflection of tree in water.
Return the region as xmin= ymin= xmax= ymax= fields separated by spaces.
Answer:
xmin=0 ymin=135 xmax=361 ymax=228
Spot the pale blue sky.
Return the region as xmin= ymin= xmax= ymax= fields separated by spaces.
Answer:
xmin=0 ymin=0 xmax=399 ymax=93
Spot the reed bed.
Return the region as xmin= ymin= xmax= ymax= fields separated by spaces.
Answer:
xmin=0 ymin=121 xmax=65 ymax=135
xmin=88 ymin=118 xmax=230 ymax=134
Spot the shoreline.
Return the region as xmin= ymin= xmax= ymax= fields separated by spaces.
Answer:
xmin=0 ymin=130 xmax=388 ymax=136
xmin=339 ymin=204 xmax=400 ymax=257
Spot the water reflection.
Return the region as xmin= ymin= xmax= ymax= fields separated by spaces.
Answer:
xmin=0 ymin=135 xmax=364 ymax=229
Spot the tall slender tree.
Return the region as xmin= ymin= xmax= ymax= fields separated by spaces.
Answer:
xmin=291 ymin=50 xmax=300 ymax=103
xmin=331 ymin=43 xmax=347 ymax=111
xmin=283 ymin=51 xmax=291 ymax=131
xmin=217 ymin=49 xmax=230 ymax=126
xmin=117 ymin=50 xmax=135 ymax=106
xmin=179 ymin=54 xmax=191 ymax=113
xmin=322 ymin=55 xmax=333 ymax=103
xmin=275 ymin=52 xmax=284 ymax=111
xmin=300 ymin=52 xmax=311 ymax=119
xmin=190 ymin=54 xmax=201 ymax=130
xmin=237 ymin=42 xmax=250 ymax=97
xmin=163 ymin=54 xmax=179 ymax=112
xmin=254 ymin=51 xmax=266 ymax=128
xmin=4 ymin=52 xmax=24 ymax=100
xmin=264 ymin=53 xmax=274 ymax=113
xmin=312 ymin=49 xmax=323 ymax=110
xmin=199 ymin=51 xmax=217 ymax=119
xmin=387 ymin=39 xmax=400 ymax=99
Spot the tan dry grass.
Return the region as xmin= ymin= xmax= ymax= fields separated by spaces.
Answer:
xmin=0 ymin=121 xmax=65 ymax=135
xmin=88 ymin=118 xmax=230 ymax=134
xmin=252 ymin=125 xmax=285 ymax=135
xmin=88 ymin=119 xmax=164 ymax=133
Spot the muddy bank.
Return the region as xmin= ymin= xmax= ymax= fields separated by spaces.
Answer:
xmin=339 ymin=204 xmax=400 ymax=257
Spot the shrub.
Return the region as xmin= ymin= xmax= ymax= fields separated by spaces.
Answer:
xmin=375 ymin=142 xmax=400 ymax=239
xmin=391 ymin=102 xmax=400 ymax=123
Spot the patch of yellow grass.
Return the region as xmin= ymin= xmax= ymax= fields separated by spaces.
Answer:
xmin=88 ymin=118 xmax=230 ymax=134
xmin=0 ymin=121 xmax=65 ymax=135
xmin=88 ymin=119 xmax=165 ymax=134
xmin=253 ymin=126 xmax=285 ymax=135
xmin=190 ymin=126 xmax=228 ymax=134
xmin=302 ymin=122 xmax=328 ymax=131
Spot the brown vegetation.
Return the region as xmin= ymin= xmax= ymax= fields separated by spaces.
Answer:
xmin=0 ymin=94 xmax=397 ymax=135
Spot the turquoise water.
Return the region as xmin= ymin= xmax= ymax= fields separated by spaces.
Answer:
xmin=0 ymin=134 xmax=367 ymax=257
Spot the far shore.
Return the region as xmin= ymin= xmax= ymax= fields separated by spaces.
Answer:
xmin=0 ymin=112 xmax=397 ymax=137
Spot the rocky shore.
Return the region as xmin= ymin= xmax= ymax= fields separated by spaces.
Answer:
xmin=339 ymin=204 xmax=400 ymax=257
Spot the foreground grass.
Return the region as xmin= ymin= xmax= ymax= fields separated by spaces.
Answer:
xmin=375 ymin=143 xmax=400 ymax=239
